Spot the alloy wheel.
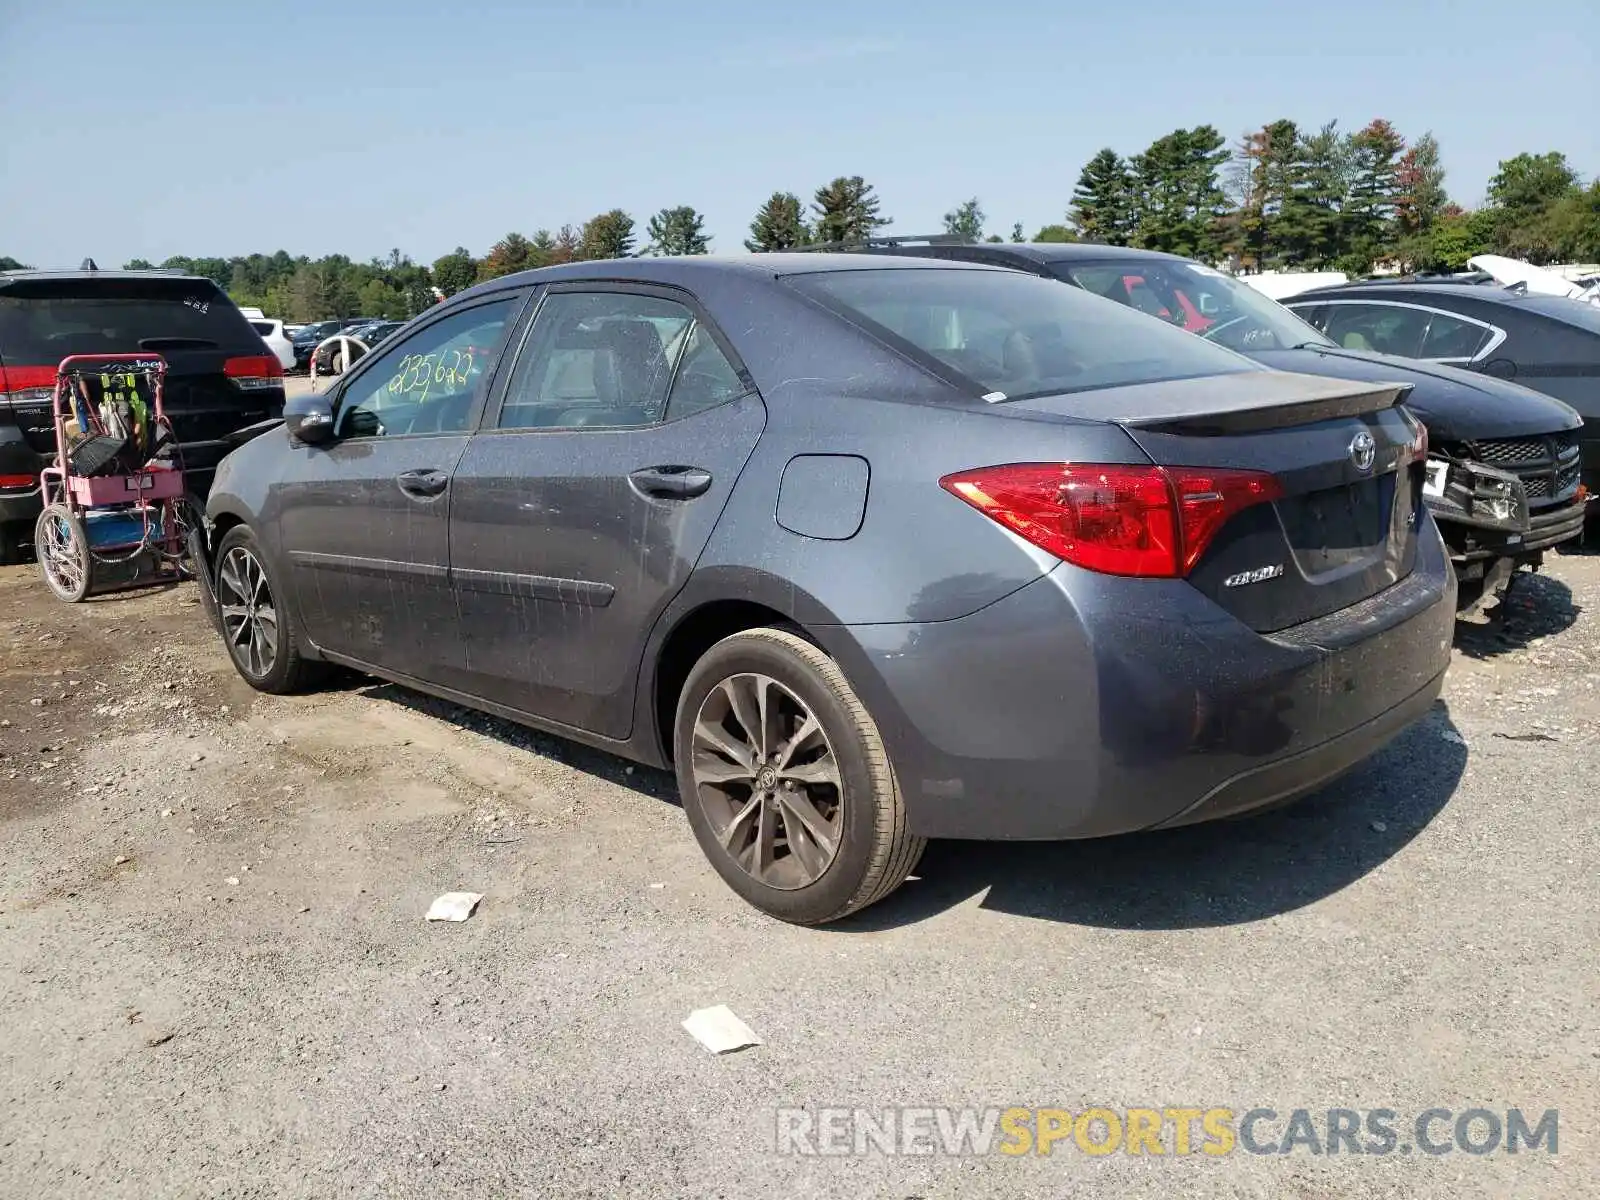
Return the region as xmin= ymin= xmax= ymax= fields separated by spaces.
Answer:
xmin=690 ymin=672 xmax=844 ymax=890
xmin=217 ymin=545 xmax=279 ymax=677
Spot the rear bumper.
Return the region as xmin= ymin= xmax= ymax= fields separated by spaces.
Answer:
xmin=0 ymin=431 xmax=47 ymax=527
xmin=824 ymin=515 xmax=1456 ymax=841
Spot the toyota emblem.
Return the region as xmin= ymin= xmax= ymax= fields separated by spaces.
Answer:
xmin=1349 ymin=431 xmax=1377 ymax=473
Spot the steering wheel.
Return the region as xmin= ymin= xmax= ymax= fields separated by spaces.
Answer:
xmin=1198 ymin=315 xmax=1252 ymax=343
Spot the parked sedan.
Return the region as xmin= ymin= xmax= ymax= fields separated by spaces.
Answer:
xmin=195 ymin=256 xmax=1455 ymax=924
xmin=839 ymin=240 xmax=1585 ymax=609
xmin=1285 ymin=279 xmax=1600 ymax=501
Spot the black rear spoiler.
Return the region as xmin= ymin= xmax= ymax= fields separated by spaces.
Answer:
xmin=1005 ymin=371 xmax=1414 ymax=436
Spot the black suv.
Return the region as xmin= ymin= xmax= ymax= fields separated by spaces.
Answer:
xmin=824 ymin=238 xmax=1586 ymax=610
xmin=0 ymin=268 xmax=285 ymax=562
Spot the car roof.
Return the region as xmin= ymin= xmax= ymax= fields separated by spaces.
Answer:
xmin=844 ymin=241 xmax=1194 ymax=267
xmin=466 ymin=252 xmax=1009 ymax=298
xmin=1293 ymin=280 xmax=1527 ymax=304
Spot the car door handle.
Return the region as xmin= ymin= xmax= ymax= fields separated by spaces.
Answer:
xmin=396 ymin=468 xmax=449 ymax=498
xmin=629 ymin=466 xmax=713 ymax=500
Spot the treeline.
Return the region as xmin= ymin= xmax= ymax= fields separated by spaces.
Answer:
xmin=1069 ymin=121 xmax=1599 ymax=275
xmin=4 ymin=142 xmax=1594 ymax=324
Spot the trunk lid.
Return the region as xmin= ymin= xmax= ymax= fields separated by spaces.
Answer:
xmin=1007 ymin=372 xmax=1425 ymax=632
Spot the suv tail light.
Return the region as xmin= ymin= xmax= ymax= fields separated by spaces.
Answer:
xmin=940 ymin=462 xmax=1284 ymax=578
xmin=224 ymin=354 xmax=284 ymax=391
xmin=0 ymin=364 xmax=57 ymax=408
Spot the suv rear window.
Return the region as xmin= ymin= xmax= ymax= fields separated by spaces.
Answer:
xmin=786 ymin=267 xmax=1256 ymax=401
xmin=0 ymin=277 xmax=262 ymax=364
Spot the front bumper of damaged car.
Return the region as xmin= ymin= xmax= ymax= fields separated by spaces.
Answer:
xmin=1424 ymin=451 xmax=1586 ymax=603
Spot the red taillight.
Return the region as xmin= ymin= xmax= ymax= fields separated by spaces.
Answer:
xmin=939 ymin=462 xmax=1284 ymax=579
xmin=1408 ymin=417 xmax=1428 ymax=462
xmin=0 ymin=474 xmax=38 ymax=489
xmin=0 ymin=364 xmax=57 ymax=405
xmin=224 ymin=355 xmax=284 ymax=390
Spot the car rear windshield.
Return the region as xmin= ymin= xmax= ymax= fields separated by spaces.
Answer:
xmin=0 ymin=277 xmax=262 ymax=364
xmin=786 ymin=267 xmax=1258 ymax=400
xmin=1052 ymin=259 xmax=1334 ymax=353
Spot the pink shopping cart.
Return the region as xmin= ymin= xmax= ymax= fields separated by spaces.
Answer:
xmin=35 ymin=353 xmax=201 ymax=602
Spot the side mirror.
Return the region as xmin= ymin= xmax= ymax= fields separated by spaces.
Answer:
xmin=284 ymin=393 xmax=335 ymax=445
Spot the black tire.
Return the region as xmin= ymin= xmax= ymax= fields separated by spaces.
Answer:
xmin=34 ymin=504 xmax=92 ymax=602
xmin=213 ymin=524 xmax=315 ymax=693
xmin=674 ymin=627 xmax=925 ymax=925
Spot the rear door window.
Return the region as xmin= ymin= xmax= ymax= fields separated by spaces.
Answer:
xmin=1419 ymin=312 xmax=1496 ymax=361
xmin=1321 ymin=304 xmax=1430 ymax=356
xmin=0 ymin=277 xmax=262 ymax=364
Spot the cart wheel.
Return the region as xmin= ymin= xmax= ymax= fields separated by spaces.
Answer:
xmin=35 ymin=504 xmax=93 ymax=602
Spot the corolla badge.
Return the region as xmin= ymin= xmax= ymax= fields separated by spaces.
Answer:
xmin=1349 ymin=431 xmax=1377 ymax=473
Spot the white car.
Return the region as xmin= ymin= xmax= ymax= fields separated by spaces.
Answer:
xmin=248 ymin=318 xmax=296 ymax=371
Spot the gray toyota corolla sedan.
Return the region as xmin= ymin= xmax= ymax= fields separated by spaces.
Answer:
xmin=195 ymin=254 xmax=1456 ymax=924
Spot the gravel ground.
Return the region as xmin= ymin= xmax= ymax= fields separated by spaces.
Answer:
xmin=1 ymin=543 xmax=1597 ymax=1198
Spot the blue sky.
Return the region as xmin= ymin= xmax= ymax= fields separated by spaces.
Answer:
xmin=1 ymin=0 xmax=1594 ymax=268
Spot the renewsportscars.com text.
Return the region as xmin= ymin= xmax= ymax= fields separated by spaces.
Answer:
xmin=774 ymin=1106 xmax=1558 ymax=1158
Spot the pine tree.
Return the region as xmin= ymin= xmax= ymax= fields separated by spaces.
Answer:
xmin=1010 ymin=222 xmax=1025 ymax=243
xmin=1276 ymin=122 xmax=1350 ymax=270
xmin=812 ymin=176 xmax=890 ymax=245
xmin=1126 ymin=127 xmax=1229 ymax=259
xmin=478 ymin=232 xmax=535 ymax=281
xmin=1069 ymin=149 xmax=1134 ymax=245
xmin=745 ymin=192 xmax=811 ymax=252
xmin=579 ymin=210 xmax=636 ymax=260
xmin=1340 ymin=119 xmax=1407 ymax=273
xmin=942 ymin=198 xmax=985 ymax=241
xmin=550 ymin=225 xmax=583 ymax=264
xmin=646 ymin=206 xmax=711 ymax=256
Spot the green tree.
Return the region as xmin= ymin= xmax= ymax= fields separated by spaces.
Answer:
xmin=647 ymin=206 xmax=711 ymax=255
xmin=1419 ymin=208 xmax=1492 ymax=271
xmin=356 ymin=279 xmax=405 ymax=319
xmin=579 ymin=210 xmax=636 ymax=260
xmin=1393 ymin=132 xmax=1449 ymax=271
xmin=1069 ymin=148 xmax=1134 ymax=244
xmin=122 ymin=257 xmax=155 ymax=270
xmin=812 ymin=176 xmax=890 ymax=245
xmin=1546 ymin=182 xmax=1600 ymax=263
xmin=1226 ymin=119 xmax=1298 ymax=269
xmin=1276 ymin=121 xmax=1350 ymax=269
xmin=478 ymin=232 xmax=537 ymax=281
xmin=942 ymin=197 xmax=985 ymax=241
xmin=1126 ymin=126 xmax=1230 ymax=259
xmin=0 ymin=255 xmax=27 ymax=271
xmin=529 ymin=229 xmax=557 ymax=265
xmin=1033 ymin=224 xmax=1077 ymax=243
xmin=1394 ymin=132 xmax=1447 ymax=237
xmin=550 ymin=224 xmax=584 ymax=264
xmin=1485 ymin=151 xmax=1581 ymax=263
xmin=1338 ymin=118 xmax=1407 ymax=274
xmin=431 ymin=247 xmax=479 ymax=297
xmin=745 ymin=192 xmax=811 ymax=251
xmin=1010 ymin=222 xmax=1025 ymax=243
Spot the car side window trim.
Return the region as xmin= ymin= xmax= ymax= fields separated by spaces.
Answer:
xmin=1286 ymin=298 xmax=1506 ymax=364
xmin=331 ymin=288 xmax=533 ymax=440
xmin=478 ymin=281 xmax=758 ymax=434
